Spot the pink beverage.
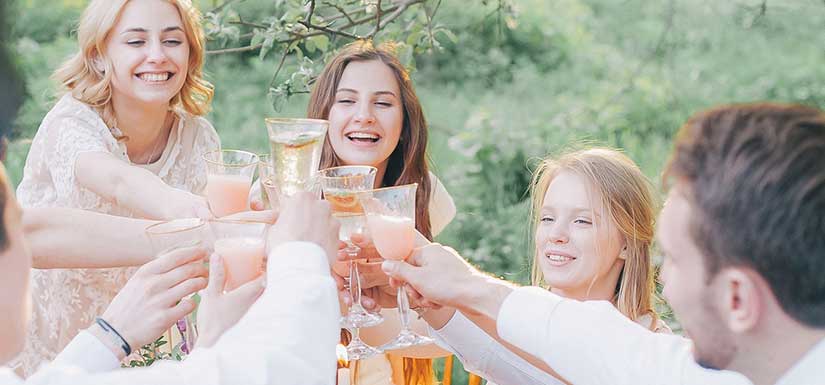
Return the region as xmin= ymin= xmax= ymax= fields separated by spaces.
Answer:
xmin=214 ymin=237 xmax=265 ymax=291
xmin=366 ymin=214 xmax=415 ymax=261
xmin=206 ymin=174 xmax=251 ymax=217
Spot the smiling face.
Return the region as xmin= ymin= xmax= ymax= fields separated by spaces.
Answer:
xmin=535 ymin=171 xmax=626 ymax=299
xmin=326 ymin=60 xmax=404 ymax=172
xmin=104 ymin=0 xmax=189 ymax=108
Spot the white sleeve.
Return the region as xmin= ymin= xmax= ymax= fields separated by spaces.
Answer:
xmin=50 ymin=331 xmax=120 ymax=374
xmin=24 ymin=241 xmax=339 ymax=385
xmin=497 ymin=287 xmax=752 ymax=385
xmin=431 ymin=311 xmax=563 ymax=385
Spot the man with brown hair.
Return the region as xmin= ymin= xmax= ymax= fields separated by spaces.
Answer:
xmin=380 ymin=103 xmax=824 ymax=385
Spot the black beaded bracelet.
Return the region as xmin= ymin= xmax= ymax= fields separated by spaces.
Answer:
xmin=95 ymin=317 xmax=132 ymax=356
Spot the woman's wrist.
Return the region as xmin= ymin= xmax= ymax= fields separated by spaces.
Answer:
xmin=87 ymin=321 xmax=128 ymax=361
xmin=422 ymin=307 xmax=457 ymax=330
xmin=459 ymin=274 xmax=515 ymax=321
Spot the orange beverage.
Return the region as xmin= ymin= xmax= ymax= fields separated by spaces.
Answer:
xmin=325 ymin=189 xmax=364 ymax=214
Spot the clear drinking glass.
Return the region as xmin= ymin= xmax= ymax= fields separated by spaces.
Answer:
xmin=264 ymin=118 xmax=328 ymax=201
xmin=145 ymin=218 xmax=212 ymax=355
xmin=357 ymin=184 xmax=432 ymax=350
xmin=208 ymin=219 xmax=268 ymax=291
xmin=319 ymin=166 xmax=382 ymax=360
xmin=203 ymin=149 xmax=258 ymax=217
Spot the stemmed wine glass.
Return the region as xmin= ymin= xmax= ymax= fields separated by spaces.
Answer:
xmin=319 ymin=166 xmax=382 ymax=360
xmin=357 ymin=184 xmax=433 ymax=350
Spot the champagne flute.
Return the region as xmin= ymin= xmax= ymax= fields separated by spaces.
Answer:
xmin=145 ymin=218 xmax=212 ymax=356
xmin=357 ymin=184 xmax=433 ymax=350
xmin=203 ymin=150 xmax=258 ymax=217
xmin=319 ymin=166 xmax=382 ymax=360
xmin=264 ymin=118 xmax=328 ymax=202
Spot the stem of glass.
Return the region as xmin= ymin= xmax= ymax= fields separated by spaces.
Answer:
xmin=347 ymin=247 xmax=365 ymax=312
xmin=397 ymin=285 xmax=412 ymax=331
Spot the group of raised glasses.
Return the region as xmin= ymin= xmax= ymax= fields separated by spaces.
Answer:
xmin=0 ymin=1 xmax=822 ymax=385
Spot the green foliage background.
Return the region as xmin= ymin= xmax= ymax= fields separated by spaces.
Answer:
xmin=4 ymin=0 xmax=823 ymax=382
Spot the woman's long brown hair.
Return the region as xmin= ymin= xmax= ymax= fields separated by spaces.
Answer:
xmin=308 ymin=40 xmax=433 ymax=240
xmin=309 ymin=41 xmax=435 ymax=385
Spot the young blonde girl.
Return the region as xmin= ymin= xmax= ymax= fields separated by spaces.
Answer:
xmin=14 ymin=0 xmax=220 ymax=375
xmin=425 ymin=148 xmax=668 ymax=385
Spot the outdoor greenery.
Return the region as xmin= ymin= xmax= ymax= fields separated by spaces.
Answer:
xmin=5 ymin=0 xmax=823 ymax=381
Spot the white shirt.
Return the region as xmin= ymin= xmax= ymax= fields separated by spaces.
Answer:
xmin=774 ymin=338 xmax=825 ymax=385
xmin=431 ymin=311 xmax=561 ymax=385
xmin=1 ymin=241 xmax=339 ymax=385
xmin=496 ymin=287 xmax=753 ymax=385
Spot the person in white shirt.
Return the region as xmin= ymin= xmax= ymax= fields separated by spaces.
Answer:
xmin=0 ymin=156 xmax=342 ymax=384
xmin=355 ymin=148 xmax=673 ymax=385
xmin=380 ymin=103 xmax=825 ymax=385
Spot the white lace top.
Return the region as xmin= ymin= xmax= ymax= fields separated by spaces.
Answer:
xmin=12 ymin=94 xmax=221 ymax=376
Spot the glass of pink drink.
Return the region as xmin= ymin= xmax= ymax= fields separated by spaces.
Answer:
xmin=357 ymin=183 xmax=432 ymax=350
xmin=203 ymin=150 xmax=259 ymax=217
xmin=145 ymin=218 xmax=211 ymax=356
xmin=319 ymin=165 xmax=381 ymax=361
xmin=208 ymin=219 xmax=268 ymax=291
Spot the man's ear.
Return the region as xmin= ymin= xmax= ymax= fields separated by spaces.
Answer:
xmin=714 ymin=268 xmax=762 ymax=334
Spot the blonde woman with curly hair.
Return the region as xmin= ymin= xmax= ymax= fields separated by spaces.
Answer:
xmin=13 ymin=0 xmax=221 ymax=375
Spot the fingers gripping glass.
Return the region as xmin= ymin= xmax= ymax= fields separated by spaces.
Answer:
xmin=319 ymin=166 xmax=383 ymax=360
xmin=357 ymin=184 xmax=433 ymax=351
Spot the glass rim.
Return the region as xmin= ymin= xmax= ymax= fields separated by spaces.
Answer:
xmin=202 ymin=149 xmax=259 ymax=168
xmin=145 ymin=218 xmax=207 ymax=235
xmin=319 ymin=165 xmax=378 ymax=179
xmin=355 ymin=183 xmax=418 ymax=195
xmin=264 ymin=117 xmax=329 ymax=126
xmin=208 ymin=218 xmax=271 ymax=225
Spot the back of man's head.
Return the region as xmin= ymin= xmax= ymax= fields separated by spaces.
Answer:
xmin=667 ymin=103 xmax=825 ymax=327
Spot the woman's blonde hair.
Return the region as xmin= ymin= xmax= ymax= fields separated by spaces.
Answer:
xmin=54 ymin=0 xmax=213 ymax=134
xmin=529 ymin=148 xmax=660 ymax=326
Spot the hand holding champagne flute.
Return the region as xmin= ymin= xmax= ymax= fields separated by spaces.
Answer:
xmin=357 ymin=183 xmax=433 ymax=350
xmin=319 ymin=166 xmax=381 ymax=360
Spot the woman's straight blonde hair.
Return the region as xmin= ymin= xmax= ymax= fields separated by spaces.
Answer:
xmin=529 ymin=148 xmax=660 ymax=327
xmin=53 ymin=0 xmax=213 ymax=135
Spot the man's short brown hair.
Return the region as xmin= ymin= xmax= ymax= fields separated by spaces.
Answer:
xmin=666 ymin=103 xmax=825 ymax=327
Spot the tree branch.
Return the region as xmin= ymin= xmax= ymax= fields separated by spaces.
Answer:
xmin=270 ymin=43 xmax=293 ymax=89
xmin=207 ymin=43 xmax=264 ymax=54
xmin=206 ymin=0 xmax=425 ymax=55
xmin=210 ymin=0 xmax=244 ymax=14
xmin=299 ymin=19 xmax=362 ymax=40
xmin=305 ymin=0 xmax=317 ymax=25
xmin=376 ymin=0 xmax=423 ymax=31
xmin=229 ymin=20 xmax=269 ymax=29
xmin=369 ymin=0 xmax=383 ymax=38
xmin=323 ymin=1 xmax=357 ymax=24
